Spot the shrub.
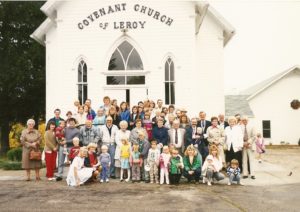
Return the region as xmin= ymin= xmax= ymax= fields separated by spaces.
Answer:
xmin=9 ymin=123 xmax=25 ymax=149
xmin=7 ymin=147 xmax=22 ymax=161
xmin=2 ymin=161 xmax=22 ymax=170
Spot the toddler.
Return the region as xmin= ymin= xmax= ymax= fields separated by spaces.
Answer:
xmin=147 ymin=140 xmax=160 ymax=184
xmin=202 ymin=155 xmax=216 ymax=186
xmin=169 ymin=149 xmax=184 ymax=185
xmin=160 ymin=146 xmax=171 ymax=184
xmin=98 ymin=145 xmax=111 ymax=183
xmin=55 ymin=121 xmax=69 ymax=161
xmin=256 ymin=133 xmax=265 ymax=163
xmin=227 ymin=159 xmax=242 ymax=185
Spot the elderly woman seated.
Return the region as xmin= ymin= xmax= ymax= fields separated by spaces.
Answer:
xmin=183 ymin=145 xmax=202 ymax=184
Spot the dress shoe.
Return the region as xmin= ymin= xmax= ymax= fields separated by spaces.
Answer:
xmin=56 ymin=176 xmax=63 ymax=181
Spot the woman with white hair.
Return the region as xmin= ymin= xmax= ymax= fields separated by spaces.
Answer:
xmin=114 ymin=120 xmax=131 ymax=178
xmin=224 ymin=116 xmax=243 ymax=167
xmin=20 ymin=119 xmax=42 ymax=181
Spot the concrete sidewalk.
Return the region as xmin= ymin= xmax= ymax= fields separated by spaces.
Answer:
xmin=1 ymin=148 xmax=299 ymax=186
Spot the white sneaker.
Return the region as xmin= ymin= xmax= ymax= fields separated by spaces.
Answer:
xmin=100 ymin=179 xmax=103 ymax=183
xmin=227 ymin=182 xmax=231 ymax=186
xmin=238 ymin=182 xmax=244 ymax=186
xmin=207 ymin=181 xmax=212 ymax=186
xmin=202 ymin=177 xmax=206 ymax=184
xmin=125 ymin=179 xmax=129 ymax=182
xmin=106 ymin=179 xmax=109 ymax=183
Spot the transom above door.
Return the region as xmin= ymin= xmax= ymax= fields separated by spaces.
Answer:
xmin=106 ymin=40 xmax=146 ymax=86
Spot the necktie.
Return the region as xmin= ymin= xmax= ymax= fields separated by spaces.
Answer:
xmin=244 ymin=126 xmax=248 ymax=141
xmin=175 ymin=129 xmax=178 ymax=144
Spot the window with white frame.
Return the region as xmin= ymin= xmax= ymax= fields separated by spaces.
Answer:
xmin=164 ymin=57 xmax=175 ymax=104
xmin=78 ymin=60 xmax=87 ymax=104
xmin=262 ymin=120 xmax=271 ymax=138
xmin=107 ymin=41 xmax=145 ymax=85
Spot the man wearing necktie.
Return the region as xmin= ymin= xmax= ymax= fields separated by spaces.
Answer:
xmin=168 ymin=120 xmax=185 ymax=155
xmin=197 ymin=111 xmax=211 ymax=146
xmin=241 ymin=116 xmax=256 ymax=179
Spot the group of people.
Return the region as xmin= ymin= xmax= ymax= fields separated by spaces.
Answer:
xmin=20 ymin=97 xmax=266 ymax=187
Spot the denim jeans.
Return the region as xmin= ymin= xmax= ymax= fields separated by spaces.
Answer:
xmin=106 ymin=144 xmax=115 ymax=177
xmin=206 ymin=169 xmax=225 ymax=182
xmin=57 ymin=145 xmax=70 ymax=177
xmin=229 ymin=173 xmax=240 ymax=184
xmin=100 ymin=163 xmax=109 ymax=180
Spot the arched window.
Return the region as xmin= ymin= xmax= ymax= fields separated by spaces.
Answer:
xmin=107 ymin=41 xmax=145 ymax=85
xmin=78 ymin=60 xmax=87 ymax=104
xmin=165 ymin=57 xmax=175 ymax=104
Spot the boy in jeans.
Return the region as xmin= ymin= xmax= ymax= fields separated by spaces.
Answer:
xmin=227 ymin=159 xmax=243 ymax=185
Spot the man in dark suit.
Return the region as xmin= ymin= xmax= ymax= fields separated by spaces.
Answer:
xmin=218 ymin=114 xmax=229 ymax=130
xmin=185 ymin=117 xmax=207 ymax=164
xmin=197 ymin=111 xmax=211 ymax=145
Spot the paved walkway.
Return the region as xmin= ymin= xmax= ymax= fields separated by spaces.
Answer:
xmin=1 ymin=147 xmax=299 ymax=186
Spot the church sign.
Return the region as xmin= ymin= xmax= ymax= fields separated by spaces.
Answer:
xmin=77 ymin=3 xmax=174 ymax=30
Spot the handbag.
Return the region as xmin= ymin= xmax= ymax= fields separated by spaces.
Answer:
xmin=30 ymin=148 xmax=42 ymax=161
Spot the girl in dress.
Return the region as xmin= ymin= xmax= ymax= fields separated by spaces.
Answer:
xmin=120 ymin=138 xmax=131 ymax=182
xmin=256 ymin=133 xmax=265 ymax=163
xmin=66 ymin=147 xmax=93 ymax=186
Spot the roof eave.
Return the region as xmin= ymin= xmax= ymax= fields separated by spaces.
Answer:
xmin=40 ymin=0 xmax=63 ymax=20
xmin=30 ymin=18 xmax=54 ymax=47
xmin=247 ymin=65 xmax=300 ymax=101
xmin=206 ymin=6 xmax=236 ymax=47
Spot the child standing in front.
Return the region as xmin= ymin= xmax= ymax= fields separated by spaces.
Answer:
xmin=147 ymin=140 xmax=160 ymax=184
xmin=256 ymin=133 xmax=265 ymax=163
xmin=98 ymin=145 xmax=111 ymax=183
xmin=227 ymin=159 xmax=242 ymax=185
xmin=160 ymin=146 xmax=171 ymax=185
xmin=120 ymin=138 xmax=131 ymax=182
xmin=130 ymin=142 xmax=143 ymax=182
xmin=169 ymin=149 xmax=184 ymax=185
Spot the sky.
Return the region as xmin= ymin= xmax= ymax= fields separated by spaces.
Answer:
xmin=208 ymin=0 xmax=300 ymax=94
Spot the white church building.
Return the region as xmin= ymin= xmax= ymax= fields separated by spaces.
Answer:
xmin=226 ymin=66 xmax=300 ymax=145
xmin=31 ymin=1 xmax=235 ymax=120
